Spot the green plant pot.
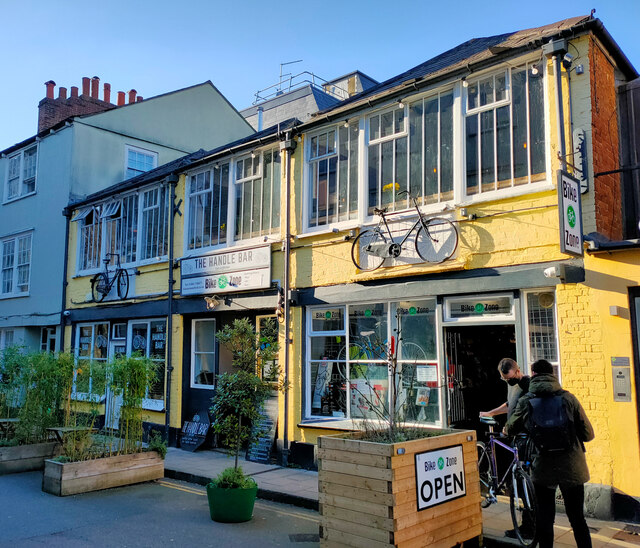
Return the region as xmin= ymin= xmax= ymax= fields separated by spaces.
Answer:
xmin=206 ymin=483 xmax=258 ymax=523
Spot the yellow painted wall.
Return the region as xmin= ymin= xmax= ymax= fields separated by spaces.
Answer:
xmin=556 ymin=250 xmax=640 ymax=496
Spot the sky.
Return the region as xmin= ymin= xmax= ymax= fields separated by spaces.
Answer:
xmin=1 ymin=0 xmax=639 ymax=150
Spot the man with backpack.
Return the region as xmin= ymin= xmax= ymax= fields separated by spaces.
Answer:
xmin=505 ymin=359 xmax=595 ymax=548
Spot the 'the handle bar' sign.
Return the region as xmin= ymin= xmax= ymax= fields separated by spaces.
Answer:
xmin=415 ymin=444 xmax=466 ymax=511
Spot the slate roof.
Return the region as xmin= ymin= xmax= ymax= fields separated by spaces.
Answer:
xmin=314 ymin=15 xmax=637 ymax=120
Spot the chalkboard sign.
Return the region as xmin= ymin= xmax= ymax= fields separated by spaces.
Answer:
xmin=180 ymin=410 xmax=211 ymax=452
xmin=246 ymin=394 xmax=278 ymax=464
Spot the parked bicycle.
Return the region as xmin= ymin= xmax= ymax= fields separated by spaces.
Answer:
xmin=91 ymin=253 xmax=129 ymax=302
xmin=477 ymin=416 xmax=538 ymax=547
xmin=351 ymin=190 xmax=458 ymax=271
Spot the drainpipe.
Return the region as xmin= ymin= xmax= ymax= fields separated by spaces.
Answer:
xmin=279 ymin=130 xmax=297 ymax=466
xmin=257 ymin=106 xmax=264 ymax=132
xmin=543 ymin=39 xmax=568 ymax=170
xmin=165 ymin=172 xmax=180 ymax=444
xmin=59 ymin=208 xmax=72 ymax=352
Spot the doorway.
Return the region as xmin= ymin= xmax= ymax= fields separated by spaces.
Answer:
xmin=444 ymin=324 xmax=516 ymax=430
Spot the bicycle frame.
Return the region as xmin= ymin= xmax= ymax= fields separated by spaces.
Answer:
xmin=486 ymin=433 xmax=520 ymax=499
xmin=372 ymin=192 xmax=431 ymax=251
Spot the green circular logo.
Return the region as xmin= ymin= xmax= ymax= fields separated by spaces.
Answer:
xmin=217 ymin=276 xmax=228 ymax=289
xmin=474 ymin=303 xmax=484 ymax=313
xmin=364 ymin=309 xmax=372 ymax=317
xmin=409 ymin=307 xmax=417 ymax=316
xmin=567 ymin=205 xmax=576 ymax=228
xmin=438 ymin=457 xmax=445 ymax=470
xmin=325 ymin=311 xmax=332 ymax=319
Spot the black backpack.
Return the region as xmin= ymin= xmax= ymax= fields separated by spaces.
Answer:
xmin=526 ymin=391 xmax=575 ymax=453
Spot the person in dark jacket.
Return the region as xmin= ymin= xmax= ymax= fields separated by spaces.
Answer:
xmin=505 ymin=359 xmax=595 ymax=548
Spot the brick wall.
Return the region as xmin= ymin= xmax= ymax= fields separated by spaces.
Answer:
xmin=589 ymin=37 xmax=623 ymax=240
xmin=38 ymin=95 xmax=115 ymax=133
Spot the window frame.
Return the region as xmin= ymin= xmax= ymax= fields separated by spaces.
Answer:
xmin=124 ymin=145 xmax=158 ymax=180
xmin=521 ymin=288 xmax=561 ymax=381
xmin=3 ymin=144 xmax=38 ymax=203
xmin=73 ymin=322 xmax=110 ymax=402
xmin=0 ymin=329 xmax=15 ymax=350
xmin=1 ymin=231 xmax=32 ymax=298
xmin=191 ymin=318 xmax=217 ymax=390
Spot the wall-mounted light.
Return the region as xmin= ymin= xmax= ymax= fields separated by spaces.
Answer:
xmin=343 ymin=120 xmax=349 ymax=128
xmin=461 ymin=78 xmax=469 ymax=88
xmin=250 ymin=151 xmax=256 ymax=159
xmin=530 ymin=64 xmax=540 ymax=77
xmin=397 ymin=100 xmax=405 ymax=109
xmin=204 ymin=296 xmax=220 ymax=310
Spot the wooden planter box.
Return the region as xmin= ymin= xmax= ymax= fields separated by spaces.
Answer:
xmin=42 ymin=451 xmax=164 ymax=496
xmin=0 ymin=442 xmax=60 ymax=475
xmin=318 ymin=429 xmax=481 ymax=548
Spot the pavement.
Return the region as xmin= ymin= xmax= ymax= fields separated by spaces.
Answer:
xmin=165 ymin=447 xmax=640 ymax=547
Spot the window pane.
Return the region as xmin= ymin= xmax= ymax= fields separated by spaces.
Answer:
xmin=220 ymin=164 xmax=230 ymax=241
xmin=381 ymin=140 xmax=394 ymax=206
xmin=262 ymin=152 xmax=272 ymax=233
xmin=149 ymin=321 xmax=166 ymax=360
xmin=349 ymin=303 xmax=386 ymax=354
xmin=271 ymin=151 xmax=281 ymax=230
xmin=194 ymin=354 xmax=215 ymax=385
xmin=424 ymin=97 xmax=439 ymax=202
xmin=350 ymin=364 xmax=388 ymax=419
xmin=440 ymin=93 xmax=454 ymax=199
xmin=348 ymin=124 xmax=359 ymax=219
xmin=480 ymin=110 xmax=495 ymax=190
xmin=310 ymin=336 xmax=343 ymax=360
xmin=479 ymin=77 xmax=494 ymax=106
xmin=94 ymin=323 xmax=109 ymax=360
xmin=368 ymin=144 xmax=379 ymax=214
xmin=466 ymin=115 xmax=479 ymax=194
xmin=310 ymin=361 xmax=346 ymax=417
xmin=397 ymin=300 xmax=437 ymax=360
xmin=512 ymin=68 xmax=528 ymax=180
xmin=395 ymin=108 xmax=405 ymax=134
xmin=409 ymin=102 xmax=423 ymax=204
xmin=328 ymin=156 xmax=338 ymax=222
xmin=252 ymin=176 xmax=261 ymax=237
xmin=338 ymin=126 xmax=349 ymax=221
xmin=194 ymin=321 xmax=215 ymax=353
xmin=527 ymin=292 xmax=557 ymax=362
xmin=468 ymin=82 xmax=478 ymax=110
xmin=318 ymin=133 xmax=327 ymax=157
xmin=496 ymin=105 xmax=512 ymax=186
xmin=311 ymin=307 xmax=344 ymax=332
xmin=242 ymin=181 xmax=252 ymax=239
xmin=395 ymin=137 xmax=407 ymax=204
xmin=529 ymin=69 xmax=546 ymax=176
xmin=327 ymin=130 xmax=336 ymax=155
xmin=370 ymin=115 xmax=380 ymax=141
xmin=381 ymin=111 xmax=394 ymax=138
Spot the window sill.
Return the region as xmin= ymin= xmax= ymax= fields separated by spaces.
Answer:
xmin=298 ymin=418 xmax=359 ymax=431
xmin=190 ymin=383 xmax=216 ymax=390
xmin=297 ymin=222 xmax=360 ymax=240
xmin=2 ymin=191 xmax=37 ymax=205
xmin=0 ymin=292 xmax=30 ymax=300
xmin=457 ymin=178 xmax=554 ymax=206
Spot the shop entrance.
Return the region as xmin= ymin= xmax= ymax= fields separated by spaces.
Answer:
xmin=444 ymin=324 xmax=516 ymax=430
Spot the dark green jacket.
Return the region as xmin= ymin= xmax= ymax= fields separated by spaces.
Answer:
xmin=504 ymin=373 xmax=595 ymax=487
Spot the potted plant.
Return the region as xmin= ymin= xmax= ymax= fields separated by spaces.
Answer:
xmin=318 ymin=313 xmax=481 ymax=547
xmin=0 ymin=349 xmax=73 ymax=474
xmin=206 ymin=318 xmax=278 ymax=523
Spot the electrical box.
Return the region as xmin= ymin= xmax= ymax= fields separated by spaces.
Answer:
xmin=612 ymin=366 xmax=632 ymax=402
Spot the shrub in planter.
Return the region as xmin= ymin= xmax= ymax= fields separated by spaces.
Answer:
xmin=206 ymin=318 xmax=280 ymax=523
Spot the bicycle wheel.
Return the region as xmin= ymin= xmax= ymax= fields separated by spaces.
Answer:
xmin=415 ymin=217 xmax=458 ymax=263
xmin=477 ymin=442 xmax=493 ymax=508
xmin=509 ymin=465 xmax=538 ymax=547
xmin=399 ymin=341 xmax=427 ymax=362
xmin=117 ymin=269 xmax=129 ymax=300
xmin=91 ymin=272 xmax=109 ymax=302
xmin=351 ymin=230 xmax=387 ymax=271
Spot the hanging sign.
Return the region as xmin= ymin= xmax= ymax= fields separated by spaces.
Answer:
xmin=415 ymin=444 xmax=466 ymax=511
xmin=557 ymin=170 xmax=583 ymax=257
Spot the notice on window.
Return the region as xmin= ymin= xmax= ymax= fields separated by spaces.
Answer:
xmin=415 ymin=445 xmax=466 ymax=511
xmin=416 ymin=366 xmax=438 ymax=383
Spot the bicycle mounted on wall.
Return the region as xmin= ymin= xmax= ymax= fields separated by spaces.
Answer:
xmin=91 ymin=253 xmax=129 ymax=302
xmin=350 ymin=190 xmax=459 ymax=271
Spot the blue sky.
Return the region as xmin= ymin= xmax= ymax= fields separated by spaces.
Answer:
xmin=1 ymin=1 xmax=639 ymax=150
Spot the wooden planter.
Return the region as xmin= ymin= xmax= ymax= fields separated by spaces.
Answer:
xmin=0 ymin=442 xmax=60 ymax=475
xmin=318 ymin=429 xmax=481 ymax=548
xmin=42 ymin=451 xmax=164 ymax=496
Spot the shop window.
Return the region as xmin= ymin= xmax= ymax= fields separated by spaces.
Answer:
xmin=74 ymin=323 xmax=109 ymax=399
xmin=192 ymin=319 xmax=216 ymax=389
xmin=128 ymin=319 xmax=166 ymax=409
xmin=524 ymin=291 xmax=559 ymax=377
xmin=306 ymin=300 xmax=439 ymax=424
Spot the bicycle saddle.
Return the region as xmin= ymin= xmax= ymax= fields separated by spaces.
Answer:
xmin=373 ymin=207 xmax=388 ymax=215
xmin=359 ymin=330 xmax=375 ymax=337
xmin=479 ymin=416 xmax=499 ymax=426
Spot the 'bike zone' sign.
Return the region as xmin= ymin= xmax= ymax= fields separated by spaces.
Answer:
xmin=414 ymin=444 xmax=466 ymax=511
xmin=557 ymin=170 xmax=583 ymax=257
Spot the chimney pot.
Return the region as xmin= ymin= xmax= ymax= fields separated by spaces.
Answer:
xmin=136 ymin=96 xmax=143 ymax=102
xmin=45 ymin=80 xmax=56 ymax=99
xmin=82 ymin=77 xmax=90 ymax=96
xmin=128 ymin=89 xmax=137 ymax=104
xmin=103 ymin=83 xmax=111 ymax=104
xmin=91 ymin=76 xmax=99 ymax=99
xmin=59 ymin=87 xmax=67 ymax=100
xmin=117 ymin=91 xmax=126 ymax=106
xmin=71 ymin=86 xmax=79 ymax=98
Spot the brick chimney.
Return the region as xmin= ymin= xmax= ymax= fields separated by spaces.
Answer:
xmin=37 ymin=76 xmax=138 ymax=133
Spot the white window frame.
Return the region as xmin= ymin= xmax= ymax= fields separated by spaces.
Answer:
xmin=127 ymin=318 xmax=166 ymax=411
xmin=0 ymin=329 xmax=15 ymax=350
xmin=442 ymin=293 xmax=515 ymax=324
xmin=1 ymin=231 xmax=32 ymax=298
xmin=304 ymin=122 xmax=360 ymax=231
xmin=73 ymin=322 xmax=110 ymax=402
xmin=4 ymin=144 xmax=37 ymax=203
xmin=185 ymin=163 xmax=230 ymax=254
xmin=125 ymin=145 xmax=158 ymax=180
xmin=191 ymin=318 xmax=216 ymax=390
xmin=41 ymin=327 xmax=57 ymax=353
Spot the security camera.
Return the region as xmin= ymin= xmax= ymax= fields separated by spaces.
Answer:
xmin=63 ymin=310 xmax=71 ymax=317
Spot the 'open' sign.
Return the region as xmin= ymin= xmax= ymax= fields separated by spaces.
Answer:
xmin=415 ymin=445 xmax=466 ymax=510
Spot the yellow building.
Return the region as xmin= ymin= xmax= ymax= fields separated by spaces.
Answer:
xmin=63 ymin=15 xmax=640 ymax=518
